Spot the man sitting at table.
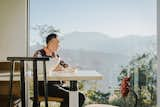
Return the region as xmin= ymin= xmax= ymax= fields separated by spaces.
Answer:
xmin=33 ymin=33 xmax=85 ymax=107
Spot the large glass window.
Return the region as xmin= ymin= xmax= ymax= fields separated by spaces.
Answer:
xmin=30 ymin=0 xmax=156 ymax=106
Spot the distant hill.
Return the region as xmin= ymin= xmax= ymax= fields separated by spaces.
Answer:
xmin=61 ymin=32 xmax=156 ymax=57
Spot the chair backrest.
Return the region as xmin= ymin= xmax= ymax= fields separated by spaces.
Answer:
xmin=0 ymin=61 xmax=20 ymax=96
xmin=6 ymin=57 xmax=50 ymax=107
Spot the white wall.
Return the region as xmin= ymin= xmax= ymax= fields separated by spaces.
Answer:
xmin=0 ymin=0 xmax=28 ymax=61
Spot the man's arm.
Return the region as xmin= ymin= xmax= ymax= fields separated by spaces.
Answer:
xmin=33 ymin=50 xmax=42 ymax=57
xmin=60 ymin=60 xmax=69 ymax=68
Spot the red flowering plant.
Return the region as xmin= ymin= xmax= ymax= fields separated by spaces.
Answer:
xmin=117 ymin=68 xmax=131 ymax=97
xmin=120 ymin=77 xmax=131 ymax=97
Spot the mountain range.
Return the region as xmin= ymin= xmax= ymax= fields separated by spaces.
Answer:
xmin=60 ymin=31 xmax=156 ymax=57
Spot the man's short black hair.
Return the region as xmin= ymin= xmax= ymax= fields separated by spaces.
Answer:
xmin=46 ymin=33 xmax=58 ymax=44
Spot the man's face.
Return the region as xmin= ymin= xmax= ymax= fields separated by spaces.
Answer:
xmin=47 ymin=37 xmax=60 ymax=52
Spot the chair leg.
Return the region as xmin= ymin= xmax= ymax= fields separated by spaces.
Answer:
xmin=38 ymin=101 xmax=40 ymax=107
xmin=32 ymin=101 xmax=40 ymax=107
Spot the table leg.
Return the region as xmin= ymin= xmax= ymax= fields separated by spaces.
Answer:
xmin=70 ymin=81 xmax=78 ymax=107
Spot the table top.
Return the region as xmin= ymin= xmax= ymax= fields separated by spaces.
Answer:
xmin=0 ymin=70 xmax=103 ymax=81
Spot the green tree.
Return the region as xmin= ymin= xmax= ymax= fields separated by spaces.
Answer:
xmin=117 ymin=53 xmax=157 ymax=107
xmin=32 ymin=24 xmax=60 ymax=45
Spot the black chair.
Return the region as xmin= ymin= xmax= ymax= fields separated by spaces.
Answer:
xmin=7 ymin=57 xmax=49 ymax=107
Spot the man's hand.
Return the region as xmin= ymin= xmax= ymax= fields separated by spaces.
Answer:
xmin=54 ymin=63 xmax=77 ymax=73
xmin=54 ymin=64 xmax=64 ymax=71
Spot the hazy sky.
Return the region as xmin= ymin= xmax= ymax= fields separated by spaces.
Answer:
xmin=30 ymin=0 xmax=156 ymax=37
